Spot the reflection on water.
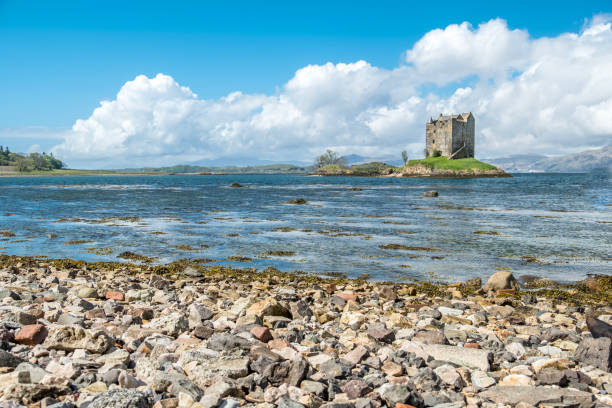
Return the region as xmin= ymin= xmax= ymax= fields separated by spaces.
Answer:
xmin=0 ymin=173 xmax=609 ymax=283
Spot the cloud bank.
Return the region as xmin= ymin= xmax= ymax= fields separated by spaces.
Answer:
xmin=53 ymin=17 xmax=612 ymax=168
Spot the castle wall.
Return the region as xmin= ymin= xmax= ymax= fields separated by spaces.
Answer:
xmin=451 ymin=117 xmax=474 ymax=158
xmin=452 ymin=115 xmax=475 ymax=158
xmin=466 ymin=115 xmax=475 ymax=157
xmin=426 ymin=120 xmax=453 ymax=157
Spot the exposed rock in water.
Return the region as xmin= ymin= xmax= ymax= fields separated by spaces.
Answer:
xmin=423 ymin=190 xmax=438 ymax=197
xmin=483 ymin=270 xmax=519 ymax=293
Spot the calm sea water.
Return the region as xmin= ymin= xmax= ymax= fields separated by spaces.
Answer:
xmin=0 ymin=173 xmax=609 ymax=283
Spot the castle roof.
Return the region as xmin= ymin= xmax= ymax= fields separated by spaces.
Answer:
xmin=430 ymin=112 xmax=472 ymax=123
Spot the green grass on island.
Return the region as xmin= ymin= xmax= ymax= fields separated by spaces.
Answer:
xmin=404 ymin=157 xmax=498 ymax=172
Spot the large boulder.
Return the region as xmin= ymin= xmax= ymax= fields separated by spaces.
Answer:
xmin=76 ymin=286 xmax=98 ymax=299
xmin=479 ymin=386 xmax=593 ymax=407
xmin=0 ymin=350 xmax=25 ymax=368
xmin=44 ymin=325 xmax=113 ymax=354
xmin=574 ymin=337 xmax=612 ymax=372
xmin=586 ymin=316 xmax=612 ymax=339
xmin=379 ymin=384 xmax=422 ymax=407
xmin=188 ymin=304 xmax=214 ymax=328
xmin=401 ymin=342 xmax=493 ymax=371
xmin=483 ymin=271 xmax=519 ymax=293
xmin=89 ymin=389 xmax=151 ymax=408
xmin=144 ymin=312 xmax=189 ymax=337
xmin=14 ymin=324 xmax=48 ymax=346
xmin=246 ymin=297 xmax=291 ymax=319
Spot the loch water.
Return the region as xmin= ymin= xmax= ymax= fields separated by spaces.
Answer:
xmin=0 ymin=173 xmax=610 ymax=283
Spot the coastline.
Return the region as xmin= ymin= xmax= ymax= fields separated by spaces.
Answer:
xmin=0 ymin=253 xmax=610 ymax=406
xmin=0 ymin=254 xmax=609 ymax=305
xmin=0 ymin=172 xmax=169 ymax=178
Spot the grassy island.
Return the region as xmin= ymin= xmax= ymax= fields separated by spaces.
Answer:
xmin=314 ymin=157 xmax=509 ymax=178
xmin=399 ymin=156 xmax=510 ymax=177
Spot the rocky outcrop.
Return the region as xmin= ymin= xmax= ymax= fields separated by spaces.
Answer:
xmin=395 ymin=164 xmax=510 ymax=178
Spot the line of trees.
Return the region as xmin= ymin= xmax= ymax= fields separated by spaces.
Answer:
xmin=314 ymin=149 xmax=413 ymax=168
xmin=0 ymin=146 xmax=65 ymax=171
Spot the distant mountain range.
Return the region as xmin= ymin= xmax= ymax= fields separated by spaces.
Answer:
xmin=120 ymin=153 xmax=404 ymax=174
xmin=118 ymin=146 xmax=611 ymax=175
xmin=342 ymin=154 xmax=404 ymax=167
xmin=485 ymin=145 xmax=611 ymax=173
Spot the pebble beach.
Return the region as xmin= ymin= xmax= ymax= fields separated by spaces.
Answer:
xmin=0 ymin=256 xmax=611 ymax=408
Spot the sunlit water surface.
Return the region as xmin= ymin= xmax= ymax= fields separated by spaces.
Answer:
xmin=0 ymin=173 xmax=609 ymax=283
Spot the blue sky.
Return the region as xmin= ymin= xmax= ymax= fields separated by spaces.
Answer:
xmin=1 ymin=1 xmax=611 ymax=167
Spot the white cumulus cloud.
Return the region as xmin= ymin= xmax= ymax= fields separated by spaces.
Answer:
xmin=53 ymin=16 xmax=612 ymax=168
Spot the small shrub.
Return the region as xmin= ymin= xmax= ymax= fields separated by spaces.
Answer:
xmin=432 ymin=149 xmax=442 ymax=157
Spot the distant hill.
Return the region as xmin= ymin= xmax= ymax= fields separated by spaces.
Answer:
xmin=485 ymin=154 xmax=548 ymax=173
xmin=122 ymin=163 xmax=313 ymax=174
xmin=487 ymin=146 xmax=611 ymax=173
xmin=120 ymin=153 xmax=404 ymax=174
xmin=343 ymin=154 xmax=404 ymax=167
xmin=532 ymin=145 xmax=611 ymax=173
xmin=187 ymin=157 xmax=310 ymax=167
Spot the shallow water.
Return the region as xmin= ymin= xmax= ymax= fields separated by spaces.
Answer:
xmin=0 ymin=173 xmax=610 ymax=283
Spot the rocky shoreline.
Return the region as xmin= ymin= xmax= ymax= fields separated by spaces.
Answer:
xmin=389 ymin=165 xmax=510 ymax=179
xmin=0 ymin=256 xmax=611 ymax=407
xmin=312 ymin=165 xmax=510 ymax=178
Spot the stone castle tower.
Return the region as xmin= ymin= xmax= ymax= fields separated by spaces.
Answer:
xmin=425 ymin=113 xmax=475 ymax=159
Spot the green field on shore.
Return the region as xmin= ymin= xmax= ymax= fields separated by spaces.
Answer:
xmin=0 ymin=168 xmax=163 ymax=176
